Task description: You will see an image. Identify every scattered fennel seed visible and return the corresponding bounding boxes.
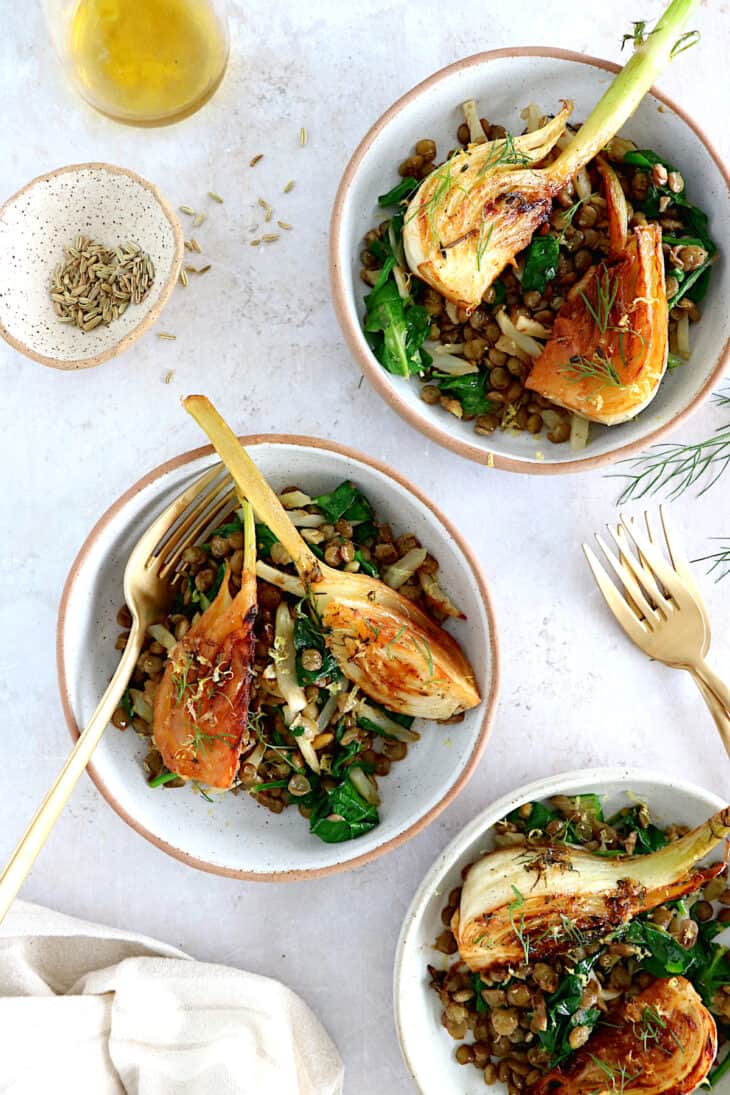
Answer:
[486,453,495,468]
[157,333,176,341]
[262,233,279,243]
[250,239,261,247]
[208,190,224,203]
[189,238,202,254]
[184,240,193,251]
[193,212,206,227]
[184,264,198,273]
[265,209,273,222]
[258,197,272,212]
[283,180,295,193]
[249,153,263,167]
[164,369,175,383]
[277,220,292,230]
[198,264,211,274]
[299,127,307,146]
[179,205,195,215]
[179,269,188,287]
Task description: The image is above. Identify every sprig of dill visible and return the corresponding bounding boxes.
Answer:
[613,387,730,503]
[693,538,730,582]
[580,265,619,335]
[621,19,700,59]
[507,885,530,963]
[560,351,624,388]
[588,1055,643,1095]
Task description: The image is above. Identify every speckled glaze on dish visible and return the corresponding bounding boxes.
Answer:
[0,163,184,369]
[393,768,727,1095]
[330,48,730,473]
[56,436,500,881]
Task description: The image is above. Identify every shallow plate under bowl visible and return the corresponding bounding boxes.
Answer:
[394,766,727,1094]
[330,48,730,472]
[57,436,499,880]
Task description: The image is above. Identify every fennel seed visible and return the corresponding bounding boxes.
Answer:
[277,220,292,230]
[250,239,261,247]
[179,205,195,215]
[189,238,202,254]
[49,236,155,331]
[193,212,206,227]
[265,209,273,222]
[283,180,295,193]
[198,264,211,274]
[184,241,194,251]
[179,269,188,287]
[257,198,272,213]
[164,369,175,383]
[249,153,263,167]
[299,127,307,146]
[157,332,176,341]
[262,233,279,243]
[208,190,223,203]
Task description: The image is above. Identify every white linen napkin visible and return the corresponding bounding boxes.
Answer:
[0,900,344,1095]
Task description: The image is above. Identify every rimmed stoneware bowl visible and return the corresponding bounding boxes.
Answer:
[394,766,726,1094]
[56,436,500,881]
[330,48,730,474]
[0,162,183,370]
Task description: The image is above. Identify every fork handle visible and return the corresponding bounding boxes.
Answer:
[0,625,143,923]
[689,671,730,758]
[690,659,730,719]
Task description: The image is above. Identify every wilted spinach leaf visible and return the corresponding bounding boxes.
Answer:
[378,177,419,207]
[434,372,495,417]
[309,774,379,843]
[521,235,560,293]
[364,279,432,376]
[293,610,341,686]
[313,480,374,525]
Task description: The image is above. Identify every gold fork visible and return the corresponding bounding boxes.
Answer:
[0,461,235,921]
[583,509,730,756]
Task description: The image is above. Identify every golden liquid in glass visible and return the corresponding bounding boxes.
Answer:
[69,0,228,125]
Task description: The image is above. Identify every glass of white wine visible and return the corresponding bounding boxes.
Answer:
[45,0,230,126]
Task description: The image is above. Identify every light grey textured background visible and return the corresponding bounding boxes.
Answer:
[1,2,729,1092]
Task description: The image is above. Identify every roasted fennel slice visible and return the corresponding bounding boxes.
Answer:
[184,395,480,720]
[152,501,257,789]
[402,0,698,310]
[455,805,730,973]
[532,976,716,1095]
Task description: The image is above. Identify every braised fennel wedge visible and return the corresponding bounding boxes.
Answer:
[532,976,716,1095]
[455,805,730,973]
[152,500,257,789]
[402,0,698,310]
[184,396,480,720]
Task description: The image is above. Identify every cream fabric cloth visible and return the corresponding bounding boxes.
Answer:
[0,901,344,1095]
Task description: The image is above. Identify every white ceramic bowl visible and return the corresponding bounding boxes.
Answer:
[394,766,728,1095]
[0,163,183,369]
[330,49,730,474]
[57,436,500,880]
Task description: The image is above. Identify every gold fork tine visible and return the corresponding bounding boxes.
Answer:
[157,481,237,580]
[164,487,239,583]
[618,511,685,598]
[583,543,649,643]
[151,470,228,568]
[606,526,662,624]
[605,525,670,616]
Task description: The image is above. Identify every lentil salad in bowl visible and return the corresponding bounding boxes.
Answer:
[330,41,730,472]
[57,435,499,880]
[394,768,730,1095]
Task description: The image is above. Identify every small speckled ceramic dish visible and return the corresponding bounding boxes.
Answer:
[0,163,183,369]
[56,435,500,880]
[330,49,730,474]
[394,768,727,1095]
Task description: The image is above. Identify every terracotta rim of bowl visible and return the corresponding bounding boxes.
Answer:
[56,434,501,881]
[0,162,184,370]
[329,46,730,474]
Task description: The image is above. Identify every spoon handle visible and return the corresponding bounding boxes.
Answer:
[184,395,320,578]
[0,624,143,922]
